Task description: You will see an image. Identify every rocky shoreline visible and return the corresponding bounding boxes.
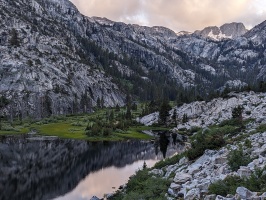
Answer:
[131,92,266,200]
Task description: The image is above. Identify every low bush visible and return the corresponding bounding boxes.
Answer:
[244,139,252,148]
[219,119,241,127]
[190,126,201,134]
[110,169,170,200]
[208,176,244,196]
[209,168,266,195]
[256,124,266,133]
[227,148,252,171]
[187,130,225,160]
[153,153,185,169]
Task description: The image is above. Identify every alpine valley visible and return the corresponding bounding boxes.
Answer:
[2,0,266,200]
[1,0,266,118]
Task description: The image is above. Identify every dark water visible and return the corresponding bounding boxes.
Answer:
[0,133,184,200]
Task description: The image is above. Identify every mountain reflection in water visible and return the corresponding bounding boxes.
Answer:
[0,132,184,200]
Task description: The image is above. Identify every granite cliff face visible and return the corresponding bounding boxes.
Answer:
[0,0,125,119]
[1,0,266,118]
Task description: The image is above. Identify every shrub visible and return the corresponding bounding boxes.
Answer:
[256,124,266,133]
[208,180,229,196]
[227,148,252,171]
[111,169,170,200]
[153,153,184,169]
[86,123,101,137]
[190,126,201,134]
[219,119,241,127]
[187,130,225,160]
[208,176,244,196]
[209,169,266,195]
[244,139,252,148]
[232,105,244,122]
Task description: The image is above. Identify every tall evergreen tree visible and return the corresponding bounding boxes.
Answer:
[9,28,20,47]
[172,108,177,126]
[159,100,171,125]
[232,105,244,122]
[125,106,132,120]
[182,113,188,123]
[96,97,101,108]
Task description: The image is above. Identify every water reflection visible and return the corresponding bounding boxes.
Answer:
[56,160,157,200]
[0,132,184,200]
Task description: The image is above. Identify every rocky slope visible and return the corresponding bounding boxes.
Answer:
[136,92,266,199]
[151,129,266,199]
[138,91,266,128]
[1,0,266,119]
[0,0,125,119]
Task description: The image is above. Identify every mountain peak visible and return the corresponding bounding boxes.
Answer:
[194,22,247,40]
[244,20,266,43]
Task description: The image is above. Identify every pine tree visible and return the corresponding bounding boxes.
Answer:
[100,96,104,108]
[9,28,20,47]
[172,108,177,126]
[0,96,9,130]
[125,93,131,108]
[96,97,101,108]
[125,106,132,120]
[110,110,114,121]
[232,105,244,122]
[159,100,171,125]
[182,113,188,123]
[143,161,147,169]
[115,104,120,112]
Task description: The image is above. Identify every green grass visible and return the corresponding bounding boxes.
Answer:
[113,126,169,140]
[0,105,167,141]
[33,122,87,140]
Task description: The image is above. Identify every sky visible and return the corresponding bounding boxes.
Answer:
[70,0,266,32]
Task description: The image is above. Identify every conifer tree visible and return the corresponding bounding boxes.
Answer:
[172,108,177,126]
[182,113,188,123]
[159,100,171,125]
[232,105,244,122]
[125,106,132,120]
[96,97,101,108]
[9,28,20,47]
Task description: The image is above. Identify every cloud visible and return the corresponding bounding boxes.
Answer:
[70,0,266,32]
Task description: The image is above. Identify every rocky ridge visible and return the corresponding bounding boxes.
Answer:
[194,22,248,40]
[140,92,266,199]
[138,91,266,128]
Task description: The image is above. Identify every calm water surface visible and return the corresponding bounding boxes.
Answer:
[0,133,184,200]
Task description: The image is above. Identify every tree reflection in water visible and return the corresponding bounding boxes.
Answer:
[0,133,182,200]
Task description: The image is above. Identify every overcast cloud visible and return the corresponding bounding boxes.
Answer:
[70,0,266,32]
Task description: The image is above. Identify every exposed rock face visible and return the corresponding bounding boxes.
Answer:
[138,92,266,128]
[0,0,125,119]
[194,22,247,40]
[158,129,266,200]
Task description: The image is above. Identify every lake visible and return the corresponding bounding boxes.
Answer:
[0,133,184,200]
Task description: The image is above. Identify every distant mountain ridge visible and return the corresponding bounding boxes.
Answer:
[193,22,248,40]
[1,0,266,119]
